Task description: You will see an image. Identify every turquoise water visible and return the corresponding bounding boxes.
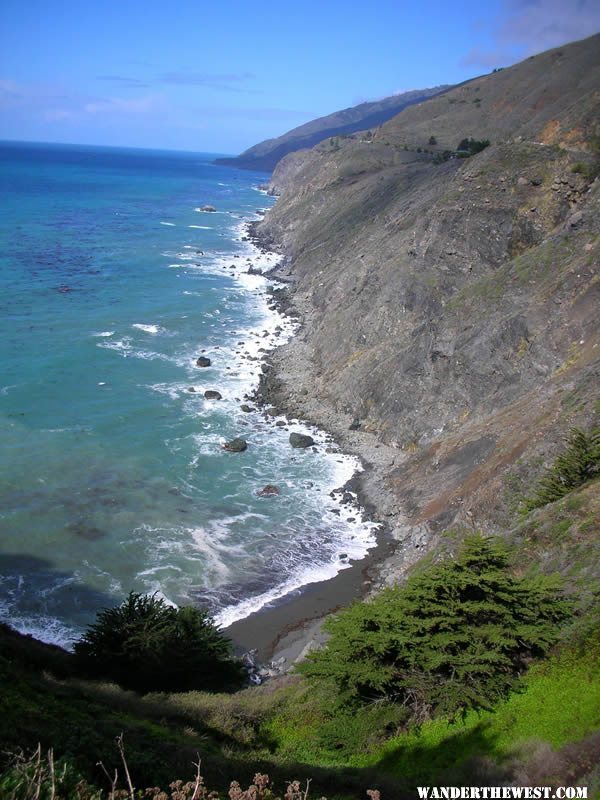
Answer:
[0,141,377,647]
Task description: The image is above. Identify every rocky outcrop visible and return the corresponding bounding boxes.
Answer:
[255,35,600,574]
[289,433,315,449]
[257,485,281,497]
[223,438,248,453]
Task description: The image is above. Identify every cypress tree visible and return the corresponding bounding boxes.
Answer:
[522,426,600,512]
[299,535,570,720]
[74,592,244,693]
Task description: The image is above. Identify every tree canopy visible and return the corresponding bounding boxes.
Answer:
[74,592,244,694]
[299,535,570,721]
[522,426,600,513]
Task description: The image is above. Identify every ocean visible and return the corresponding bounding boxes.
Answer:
[0,141,377,648]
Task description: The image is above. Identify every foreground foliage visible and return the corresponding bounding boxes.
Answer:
[0,743,369,800]
[299,535,570,719]
[74,593,244,694]
[522,426,600,513]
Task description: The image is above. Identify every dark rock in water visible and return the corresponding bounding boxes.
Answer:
[289,432,315,448]
[200,204,216,212]
[69,523,105,541]
[196,356,211,367]
[339,553,348,560]
[188,387,196,393]
[204,390,222,400]
[275,420,286,427]
[240,404,255,412]
[257,484,280,497]
[223,437,247,452]
[247,266,263,275]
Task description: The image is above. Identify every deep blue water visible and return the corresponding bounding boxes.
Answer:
[0,141,376,647]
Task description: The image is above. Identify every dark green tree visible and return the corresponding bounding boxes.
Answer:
[429,135,437,145]
[299,535,569,720]
[74,592,244,694]
[456,137,490,156]
[522,426,600,512]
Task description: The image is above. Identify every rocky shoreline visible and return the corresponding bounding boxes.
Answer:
[223,221,431,673]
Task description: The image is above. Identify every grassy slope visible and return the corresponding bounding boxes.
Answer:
[263,639,600,783]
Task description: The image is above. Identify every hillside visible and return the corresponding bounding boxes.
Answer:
[255,33,600,574]
[214,85,449,172]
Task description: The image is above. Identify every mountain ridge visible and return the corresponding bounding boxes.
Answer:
[215,85,451,172]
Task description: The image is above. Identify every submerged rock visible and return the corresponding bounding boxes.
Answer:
[204,390,222,400]
[240,404,255,412]
[196,356,211,367]
[257,484,280,497]
[289,432,315,449]
[223,437,248,452]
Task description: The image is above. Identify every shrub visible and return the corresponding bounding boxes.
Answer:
[299,535,570,721]
[0,746,101,800]
[522,427,600,513]
[74,593,244,694]
[456,138,490,157]
[433,150,452,165]
[571,160,600,181]
[429,136,437,146]
[0,744,350,800]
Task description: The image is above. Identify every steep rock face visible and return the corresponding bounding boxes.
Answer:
[256,35,600,543]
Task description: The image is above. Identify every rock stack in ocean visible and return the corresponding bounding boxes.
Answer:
[257,485,280,496]
[223,438,247,453]
[289,432,315,449]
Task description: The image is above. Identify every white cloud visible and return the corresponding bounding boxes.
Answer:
[462,0,600,69]
[501,0,600,52]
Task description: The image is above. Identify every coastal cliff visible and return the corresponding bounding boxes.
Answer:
[255,34,600,580]
[215,86,449,172]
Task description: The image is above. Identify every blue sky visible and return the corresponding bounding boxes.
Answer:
[1,0,598,154]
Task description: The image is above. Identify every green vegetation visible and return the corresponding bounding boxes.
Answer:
[433,150,452,164]
[299,536,570,720]
[74,592,244,694]
[456,137,490,157]
[522,427,600,513]
[1,515,597,797]
[362,637,600,783]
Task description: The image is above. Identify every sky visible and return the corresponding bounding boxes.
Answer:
[1,0,599,155]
